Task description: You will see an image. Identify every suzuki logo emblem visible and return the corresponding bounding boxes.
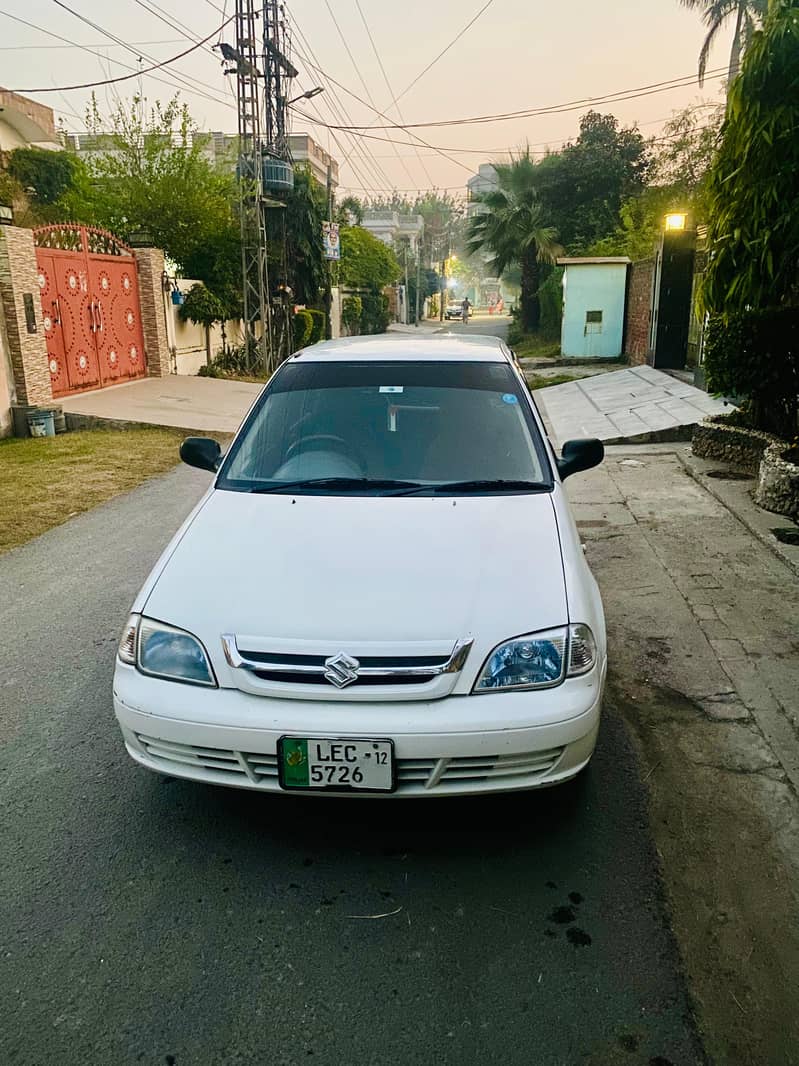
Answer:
[324,652,361,688]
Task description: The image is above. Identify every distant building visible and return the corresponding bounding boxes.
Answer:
[466,163,498,217]
[362,210,424,253]
[65,127,339,191]
[203,131,339,190]
[0,89,61,153]
[288,133,339,190]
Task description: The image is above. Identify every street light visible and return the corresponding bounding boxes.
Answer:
[664,212,688,232]
[287,87,325,106]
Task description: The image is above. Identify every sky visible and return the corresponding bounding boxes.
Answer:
[0,0,731,197]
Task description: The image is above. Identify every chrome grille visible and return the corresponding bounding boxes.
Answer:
[221,634,472,694]
[134,736,564,793]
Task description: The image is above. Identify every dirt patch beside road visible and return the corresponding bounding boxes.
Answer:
[607,674,799,1066]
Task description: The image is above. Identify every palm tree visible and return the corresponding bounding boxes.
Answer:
[680,0,767,85]
[467,152,561,332]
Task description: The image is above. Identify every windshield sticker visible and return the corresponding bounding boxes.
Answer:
[502,393,519,405]
[380,386,404,394]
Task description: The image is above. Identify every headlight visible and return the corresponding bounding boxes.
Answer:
[473,625,596,692]
[117,614,217,687]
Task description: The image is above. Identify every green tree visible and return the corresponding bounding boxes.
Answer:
[183,223,242,320]
[178,284,227,365]
[699,0,799,436]
[61,94,237,275]
[535,111,650,251]
[467,151,561,331]
[339,225,401,290]
[587,105,723,260]
[7,147,81,208]
[342,294,362,334]
[679,0,767,85]
[269,165,327,307]
[336,195,364,225]
[700,0,799,315]
[651,106,724,191]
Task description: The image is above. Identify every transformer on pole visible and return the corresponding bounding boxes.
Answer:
[225,0,297,373]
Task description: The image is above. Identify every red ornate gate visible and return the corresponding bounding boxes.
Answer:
[34,225,147,398]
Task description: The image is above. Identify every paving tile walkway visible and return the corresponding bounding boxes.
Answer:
[60,375,263,434]
[535,365,729,446]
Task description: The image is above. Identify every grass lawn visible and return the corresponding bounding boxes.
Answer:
[526,373,579,390]
[511,334,561,360]
[0,427,191,554]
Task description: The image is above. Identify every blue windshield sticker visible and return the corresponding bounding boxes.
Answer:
[502,393,518,405]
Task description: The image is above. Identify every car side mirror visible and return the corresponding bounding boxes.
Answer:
[557,438,604,480]
[180,436,222,473]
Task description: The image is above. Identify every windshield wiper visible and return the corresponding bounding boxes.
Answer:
[392,479,550,496]
[249,477,425,494]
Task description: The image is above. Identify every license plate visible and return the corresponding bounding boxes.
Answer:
[278,737,395,793]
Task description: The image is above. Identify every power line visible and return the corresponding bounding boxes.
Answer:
[291,70,390,194]
[48,0,234,108]
[297,101,722,160]
[290,57,474,175]
[6,8,235,95]
[320,0,416,187]
[289,20,397,193]
[0,38,182,49]
[352,0,434,188]
[289,13,414,193]
[130,0,218,61]
[333,122,721,196]
[0,8,231,108]
[128,0,237,106]
[389,0,496,110]
[289,19,391,189]
[309,68,727,131]
[319,0,496,186]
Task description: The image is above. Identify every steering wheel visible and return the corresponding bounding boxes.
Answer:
[285,434,364,469]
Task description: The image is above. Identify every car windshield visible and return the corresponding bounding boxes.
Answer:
[218,359,551,494]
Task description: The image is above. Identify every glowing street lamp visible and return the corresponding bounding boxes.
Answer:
[664,212,688,232]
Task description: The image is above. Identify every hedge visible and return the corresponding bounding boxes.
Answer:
[308,308,326,344]
[294,309,313,349]
[703,308,799,440]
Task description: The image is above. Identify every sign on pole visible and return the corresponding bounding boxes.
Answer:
[322,220,340,261]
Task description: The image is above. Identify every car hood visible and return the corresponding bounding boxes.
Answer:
[144,489,567,664]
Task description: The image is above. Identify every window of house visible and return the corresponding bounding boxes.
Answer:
[585,310,603,334]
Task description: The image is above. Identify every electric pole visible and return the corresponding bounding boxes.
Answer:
[324,161,333,339]
[226,0,297,374]
[404,243,410,326]
[229,0,270,371]
[419,241,426,324]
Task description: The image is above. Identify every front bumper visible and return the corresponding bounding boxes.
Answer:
[113,663,605,798]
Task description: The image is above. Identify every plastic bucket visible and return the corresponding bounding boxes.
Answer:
[27,411,56,438]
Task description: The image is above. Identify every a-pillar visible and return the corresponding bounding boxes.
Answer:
[0,225,53,406]
[133,246,171,377]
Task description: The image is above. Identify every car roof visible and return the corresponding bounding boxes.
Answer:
[293,333,512,363]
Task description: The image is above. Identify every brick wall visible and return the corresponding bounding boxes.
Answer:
[624,257,655,366]
[133,247,170,378]
[0,296,15,436]
[0,226,53,406]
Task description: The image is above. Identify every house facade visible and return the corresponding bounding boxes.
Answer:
[0,90,61,154]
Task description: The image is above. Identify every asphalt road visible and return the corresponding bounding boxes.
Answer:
[1,339,702,1066]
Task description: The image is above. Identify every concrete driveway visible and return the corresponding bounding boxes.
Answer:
[536,365,730,447]
[60,375,263,434]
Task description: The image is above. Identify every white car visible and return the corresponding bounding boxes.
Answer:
[113,335,606,797]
